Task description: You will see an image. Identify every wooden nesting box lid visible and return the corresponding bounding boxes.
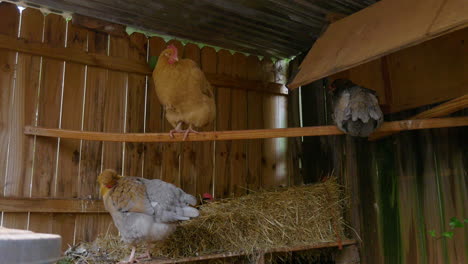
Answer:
[288,0,468,89]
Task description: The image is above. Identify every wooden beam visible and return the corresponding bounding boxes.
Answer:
[72,14,127,37]
[24,117,468,142]
[369,94,468,140]
[0,197,105,213]
[0,34,287,95]
[148,240,357,264]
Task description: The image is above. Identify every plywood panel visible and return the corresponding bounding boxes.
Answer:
[196,46,216,197]
[0,2,18,197]
[230,53,248,196]
[56,23,87,199]
[289,0,465,88]
[214,50,233,198]
[31,14,66,198]
[124,33,147,177]
[159,40,183,187]
[102,36,128,173]
[179,43,200,196]
[387,27,468,112]
[144,36,165,180]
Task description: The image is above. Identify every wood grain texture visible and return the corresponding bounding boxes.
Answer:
[230,53,248,196]
[289,0,467,88]
[0,2,19,197]
[78,31,107,199]
[124,33,147,177]
[101,35,128,174]
[0,33,286,95]
[196,46,217,197]
[387,27,468,113]
[246,56,264,192]
[0,197,105,213]
[159,40,183,187]
[24,117,468,143]
[31,13,66,198]
[214,50,233,198]
[56,22,87,199]
[2,7,43,231]
[144,36,165,180]
[370,93,468,140]
[179,43,200,196]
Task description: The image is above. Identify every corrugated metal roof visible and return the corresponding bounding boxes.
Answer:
[14,0,376,58]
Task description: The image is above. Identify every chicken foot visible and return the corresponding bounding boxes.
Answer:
[182,124,199,141]
[169,122,199,140]
[136,245,152,261]
[118,246,139,263]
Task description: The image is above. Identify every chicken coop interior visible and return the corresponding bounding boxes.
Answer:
[0,0,467,263]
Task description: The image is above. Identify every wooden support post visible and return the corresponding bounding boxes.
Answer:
[23,116,468,143]
[369,94,468,140]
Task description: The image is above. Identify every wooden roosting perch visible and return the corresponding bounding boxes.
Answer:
[24,116,468,142]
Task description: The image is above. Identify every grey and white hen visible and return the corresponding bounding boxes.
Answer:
[330,79,384,137]
[98,169,199,263]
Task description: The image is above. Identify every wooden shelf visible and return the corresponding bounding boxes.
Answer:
[24,116,468,142]
[148,240,357,264]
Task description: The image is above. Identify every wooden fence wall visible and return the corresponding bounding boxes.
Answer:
[0,3,297,249]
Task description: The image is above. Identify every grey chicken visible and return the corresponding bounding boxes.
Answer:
[329,79,383,137]
[97,169,199,263]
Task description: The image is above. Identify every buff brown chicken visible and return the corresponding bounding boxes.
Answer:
[152,44,216,140]
[97,169,199,263]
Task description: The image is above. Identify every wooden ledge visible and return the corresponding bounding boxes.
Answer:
[0,197,105,213]
[24,116,468,142]
[148,240,357,264]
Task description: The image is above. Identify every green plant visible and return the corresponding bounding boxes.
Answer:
[428,217,467,239]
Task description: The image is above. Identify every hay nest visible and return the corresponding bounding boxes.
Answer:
[62,179,347,263]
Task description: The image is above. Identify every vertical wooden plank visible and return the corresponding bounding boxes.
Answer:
[261,58,277,188]
[102,35,128,173]
[52,213,76,251]
[29,13,66,236]
[197,46,217,197]
[31,13,66,198]
[159,40,183,187]
[246,56,264,192]
[79,31,107,199]
[230,53,248,196]
[124,33,147,177]
[179,43,200,195]
[419,131,446,264]
[74,213,117,244]
[75,31,108,244]
[432,128,467,264]
[56,22,87,199]
[214,50,232,198]
[396,132,430,264]
[3,7,43,230]
[1,213,28,230]
[0,2,19,197]
[144,36,165,180]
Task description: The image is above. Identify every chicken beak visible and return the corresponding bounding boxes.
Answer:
[174,57,179,62]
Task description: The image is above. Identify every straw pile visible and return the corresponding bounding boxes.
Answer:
[62,178,347,263]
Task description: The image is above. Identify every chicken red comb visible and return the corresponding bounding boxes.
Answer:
[167,44,177,51]
[202,193,213,200]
